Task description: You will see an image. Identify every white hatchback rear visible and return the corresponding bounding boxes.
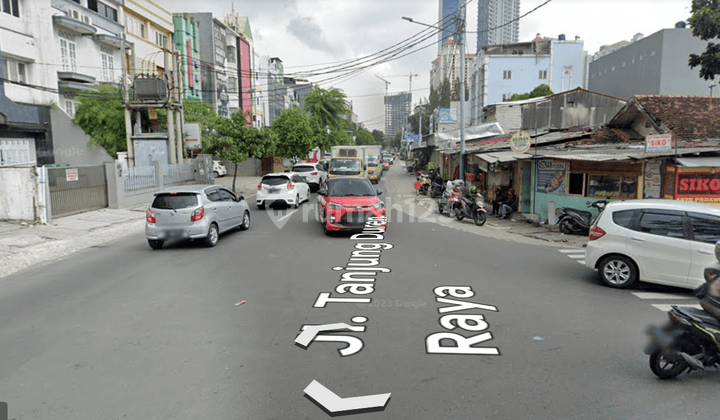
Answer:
[256,173,310,209]
[586,199,720,289]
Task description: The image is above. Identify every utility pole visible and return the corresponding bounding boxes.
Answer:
[121,32,134,168]
[175,49,184,163]
[164,42,176,165]
[458,2,466,182]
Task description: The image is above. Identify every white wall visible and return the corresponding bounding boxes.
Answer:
[0,167,38,221]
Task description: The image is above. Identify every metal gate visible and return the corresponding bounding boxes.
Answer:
[48,165,108,217]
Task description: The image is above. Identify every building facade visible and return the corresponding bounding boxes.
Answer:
[172,14,202,102]
[476,0,520,52]
[123,0,173,77]
[438,0,460,54]
[588,27,714,99]
[430,36,475,93]
[469,37,586,125]
[384,92,411,140]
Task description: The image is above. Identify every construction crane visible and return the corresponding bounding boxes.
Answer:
[375,74,391,97]
[379,73,419,106]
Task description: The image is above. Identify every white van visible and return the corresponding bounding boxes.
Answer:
[213,160,227,178]
[586,199,720,289]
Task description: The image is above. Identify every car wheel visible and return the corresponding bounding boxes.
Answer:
[257,203,265,210]
[598,255,638,288]
[213,171,219,178]
[294,195,299,209]
[148,239,163,249]
[204,223,219,247]
[239,211,250,231]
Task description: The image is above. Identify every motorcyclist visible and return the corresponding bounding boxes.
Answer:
[699,274,720,320]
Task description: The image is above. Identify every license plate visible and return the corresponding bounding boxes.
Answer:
[268,187,280,193]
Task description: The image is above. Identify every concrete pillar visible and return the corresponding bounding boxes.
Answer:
[547,201,557,225]
[167,109,177,164]
[154,160,164,190]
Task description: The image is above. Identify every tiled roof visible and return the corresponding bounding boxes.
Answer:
[633,95,720,141]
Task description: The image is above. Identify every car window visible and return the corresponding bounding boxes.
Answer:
[292,175,306,183]
[292,166,314,173]
[329,159,361,175]
[327,179,376,197]
[612,209,637,228]
[218,189,236,202]
[688,212,720,244]
[638,212,685,238]
[262,175,290,185]
[206,190,222,202]
[152,193,198,210]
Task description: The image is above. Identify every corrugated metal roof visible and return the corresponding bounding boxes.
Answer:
[676,157,720,167]
[476,151,533,163]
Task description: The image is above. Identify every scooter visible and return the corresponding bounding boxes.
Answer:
[438,180,463,215]
[447,187,488,226]
[644,257,720,379]
[557,200,608,235]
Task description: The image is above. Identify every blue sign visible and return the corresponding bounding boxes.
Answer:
[438,108,457,123]
[403,133,420,142]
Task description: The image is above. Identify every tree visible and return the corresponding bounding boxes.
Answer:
[271,106,314,159]
[304,87,352,151]
[371,130,385,146]
[429,77,453,111]
[73,85,126,158]
[407,100,432,139]
[688,0,720,80]
[183,99,219,132]
[203,111,276,192]
[505,84,553,102]
[352,128,376,145]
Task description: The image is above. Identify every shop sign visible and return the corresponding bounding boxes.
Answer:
[510,131,531,154]
[536,160,566,195]
[678,174,720,196]
[646,134,672,153]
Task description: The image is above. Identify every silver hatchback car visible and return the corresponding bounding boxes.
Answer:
[145,185,251,249]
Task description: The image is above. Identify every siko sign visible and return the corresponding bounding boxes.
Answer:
[678,175,720,196]
[646,134,672,152]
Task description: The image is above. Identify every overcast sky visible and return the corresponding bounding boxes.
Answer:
[163,0,693,132]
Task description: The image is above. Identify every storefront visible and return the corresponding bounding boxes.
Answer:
[665,158,720,205]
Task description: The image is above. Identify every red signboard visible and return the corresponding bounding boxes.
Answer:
[678,175,720,196]
[186,41,193,88]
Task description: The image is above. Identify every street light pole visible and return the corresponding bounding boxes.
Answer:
[458,3,466,182]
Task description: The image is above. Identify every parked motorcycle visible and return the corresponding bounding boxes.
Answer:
[414,172,431,195]
[447,186,488,226]
[438,180,464,215]
[557,200,608,235]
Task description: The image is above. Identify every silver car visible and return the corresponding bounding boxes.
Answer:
[145,185,251,249]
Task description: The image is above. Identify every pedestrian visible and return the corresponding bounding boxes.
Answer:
[492,188,506,215]
[498,188,517,219]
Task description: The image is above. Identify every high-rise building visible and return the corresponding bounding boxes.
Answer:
[476,0,520,52]
[384,93,411,140]
[438,0,460,54]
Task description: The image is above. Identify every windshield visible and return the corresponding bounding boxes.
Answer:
[262,175,290,186]
[367,157,379,166]
[329,158,361,175]
[327,179,376,197]
[151,193,198,210]
[292,166,314,173]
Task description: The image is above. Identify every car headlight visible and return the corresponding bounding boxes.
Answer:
[328,202,343,210]
[374,201,385,209]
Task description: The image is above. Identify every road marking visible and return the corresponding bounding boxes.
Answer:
[567,254,585,259]
[294,323,352,348]
[559,249,585,253]
[304,380,391,414]
[651,304,703,312]
[577,260,586,264]
[277,210,298,222]
[631,292,695,300]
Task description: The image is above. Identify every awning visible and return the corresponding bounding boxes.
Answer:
[475,151,533,164]
[675,157,720,168]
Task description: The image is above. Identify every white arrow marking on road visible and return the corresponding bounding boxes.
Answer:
[304,380,391,414]
[294,323,352,347]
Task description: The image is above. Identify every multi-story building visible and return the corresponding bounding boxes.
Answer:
[588,26,713,99]
[123,0,173,77]
[172,14,202,102]
[438,0,459,54]
[469,36,586,125]
[430,35,475,93]
[476,0,520,52]
[384,92,411,140]
[224,12,254,126]
[267,57,285,125]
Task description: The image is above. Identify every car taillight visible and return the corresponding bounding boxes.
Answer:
[311,172,318,175]
[668,312,679,324]
[287,182,294,190]
[146,209,156,223]
[191,206,204,222]
[589,226,606,241]
[257,183,262,190]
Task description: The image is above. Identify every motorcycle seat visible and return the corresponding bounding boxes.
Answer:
[677,307,720,327]
[568,209,593,219]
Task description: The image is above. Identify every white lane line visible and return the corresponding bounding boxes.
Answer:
[567,254,585,259]
[559,249,584,253]
[631,292,695,300]
[577,260,586,264]
[277,210,298,222]
[652,303,702,312]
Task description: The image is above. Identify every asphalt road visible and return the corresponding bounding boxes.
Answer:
[0,164,715,420]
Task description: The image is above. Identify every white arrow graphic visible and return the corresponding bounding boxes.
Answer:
[304,380,391,414]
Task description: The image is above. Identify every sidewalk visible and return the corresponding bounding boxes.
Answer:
[393,162,588,248]
[0,176,262,280]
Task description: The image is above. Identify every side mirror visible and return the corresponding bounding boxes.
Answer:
[376,189,384,196]
[364,165,367,171]
[318,189,327,196]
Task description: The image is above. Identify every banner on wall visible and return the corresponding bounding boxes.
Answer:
[644,160,663,198]
[536,160,567,195]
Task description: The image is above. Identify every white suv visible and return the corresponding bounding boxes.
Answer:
[586,199,720,289]
[291,163,327,191]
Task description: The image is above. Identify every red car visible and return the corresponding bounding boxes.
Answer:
[317,177,387,234]
[382,161,390,171]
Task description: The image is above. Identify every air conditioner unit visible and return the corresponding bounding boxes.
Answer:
[67,9,80,20]
[81,14,92,25]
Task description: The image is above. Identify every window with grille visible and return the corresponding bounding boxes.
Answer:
[101,53,114,82]
[60,37,77,72]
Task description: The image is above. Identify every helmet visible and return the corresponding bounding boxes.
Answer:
[468,186,477,195]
